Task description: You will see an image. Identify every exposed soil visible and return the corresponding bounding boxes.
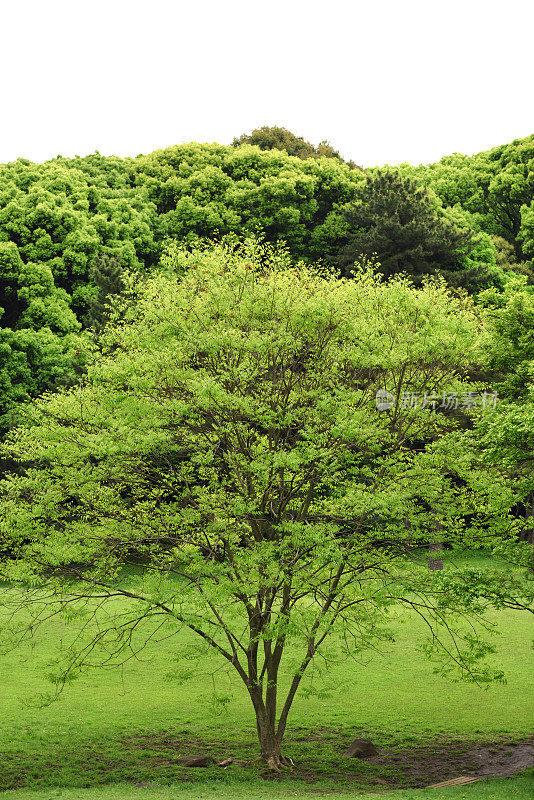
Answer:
[345,736,534,788]
[119,731,534,788]
[3,731,531,792]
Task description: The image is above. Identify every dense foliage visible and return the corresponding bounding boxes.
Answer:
[0,145,362,431]
[0,132,532,436]
[232,125,360,168]
[1,128,533,768]
[468,279,534,545]
[404,135,534,281]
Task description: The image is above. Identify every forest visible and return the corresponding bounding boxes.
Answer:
[0,129,533,434]
[0,128,533,799]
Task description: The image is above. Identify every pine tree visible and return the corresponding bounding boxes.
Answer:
[87,255,126,332]
[337,170,485,289]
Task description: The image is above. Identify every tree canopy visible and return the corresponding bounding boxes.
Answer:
[0,145,362,433]
[405,134,534,280]
[232,125,360,169]
[0,134,532,434]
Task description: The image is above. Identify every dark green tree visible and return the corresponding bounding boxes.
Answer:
[86,254,126,332]
[337,170,494,290]
[232,125,360,168]
[480,136,534,262]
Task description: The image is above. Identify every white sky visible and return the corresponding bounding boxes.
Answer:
[2,0,533,168]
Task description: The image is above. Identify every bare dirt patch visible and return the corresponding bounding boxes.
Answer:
[3,730,532,792]
[354,736,534,788]
[118,730,534,788]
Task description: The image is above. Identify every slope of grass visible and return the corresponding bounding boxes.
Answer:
[1,604,532,750]
[0,552,532,793]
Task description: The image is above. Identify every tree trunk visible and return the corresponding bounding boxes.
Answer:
[429,541,443,570]
[523,494,534,574]
[258,721,284,770]
[248,684,286,770]
[429,519,443,571]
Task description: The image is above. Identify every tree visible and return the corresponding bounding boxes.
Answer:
[134,142,362,259]
[491,235,533,283]
[407,134,534,268]
[482,136,534,262]
[470,280,534,547]
[0,243,529,770]
[0,158,158,433]
[232,125,360,169]
[337,170,495,291]
[519,200,534,276]
[0,326,86,433]
[473,400,534,547]
[477,277,534,402]
[0,239,85,435]
[86,254,127,332]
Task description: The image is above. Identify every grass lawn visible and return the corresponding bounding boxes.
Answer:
[0,553,533,795]
[0,774,533,800]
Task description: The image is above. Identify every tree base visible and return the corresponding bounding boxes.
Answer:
[264,753,293,772]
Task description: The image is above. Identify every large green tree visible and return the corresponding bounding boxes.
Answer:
[1,243,528,769]
[336,170,497,290]
[132,142,362,258]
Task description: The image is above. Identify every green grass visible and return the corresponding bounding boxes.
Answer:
[2,605,532,749]
[0,774,533,800]
[0,553,533,794]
